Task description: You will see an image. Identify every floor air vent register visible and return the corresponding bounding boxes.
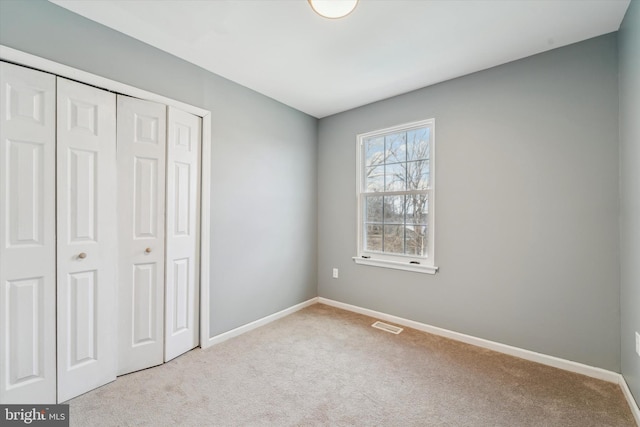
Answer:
[371,321,403,334]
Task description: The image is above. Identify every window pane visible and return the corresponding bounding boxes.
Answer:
[365,136,384,167]
[384,162,406,191]
[365,196,383,223]
[383,195,405,224]
[365,165,384,192]
[406,160,429,190]
[406,194,428,224]
[365,224,383,252]
[407,128,430,161]
[385,132,406,164]
[359,120,434,262]
[405,225,427,256]
[384,225,405,254]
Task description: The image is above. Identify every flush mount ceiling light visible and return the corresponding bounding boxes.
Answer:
[308,0,359,19]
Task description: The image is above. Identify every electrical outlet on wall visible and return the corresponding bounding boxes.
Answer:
[636,332,640,357]
[332,268,339,279]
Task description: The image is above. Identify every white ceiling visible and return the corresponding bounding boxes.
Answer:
[50,0,630,118]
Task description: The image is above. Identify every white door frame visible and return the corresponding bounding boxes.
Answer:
[0,45,213,349]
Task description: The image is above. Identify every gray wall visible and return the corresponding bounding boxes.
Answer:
[0,0,318,337]
[619,0,640,403]
[318,34,621,371]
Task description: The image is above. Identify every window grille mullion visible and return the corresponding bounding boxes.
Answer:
[381,194,385,252]
[362,190,428,197]
[403,194,407,255]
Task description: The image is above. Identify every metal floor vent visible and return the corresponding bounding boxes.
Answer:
[371,321,403,334]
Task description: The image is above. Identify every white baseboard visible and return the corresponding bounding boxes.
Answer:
[202,297,319,348]
[318,297,640,423]
[318,297,620,381]
[619,374,640,426]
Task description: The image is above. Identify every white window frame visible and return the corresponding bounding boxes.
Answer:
[353,119,438,274]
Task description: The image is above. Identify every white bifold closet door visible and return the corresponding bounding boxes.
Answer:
[56,77,117,403]
[0,61,203,404]
[0,62,57,404]
[117,96,166,375]
[164,106,201,362]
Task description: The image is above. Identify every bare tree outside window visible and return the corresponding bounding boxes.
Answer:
[363,126,430,257]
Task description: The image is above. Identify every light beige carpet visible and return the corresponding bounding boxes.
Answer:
[69,304,637,426]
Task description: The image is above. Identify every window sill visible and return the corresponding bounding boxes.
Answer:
[352,257,438,274]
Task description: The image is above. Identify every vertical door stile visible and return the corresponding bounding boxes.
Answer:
[164,106,201,362]
[117,95,167,376]
[56,77,117,403]
[0,62,57,404]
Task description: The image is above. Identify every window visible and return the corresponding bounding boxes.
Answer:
[354,119,437,274]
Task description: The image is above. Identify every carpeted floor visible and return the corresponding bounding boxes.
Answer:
[68,303,637,426]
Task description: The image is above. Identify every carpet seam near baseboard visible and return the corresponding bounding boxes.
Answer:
[203,297,319,348]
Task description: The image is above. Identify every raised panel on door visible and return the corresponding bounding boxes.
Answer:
[56,77,117,403]
[0,62,56,404]
[117,95,166,376]
[165,106,201,362]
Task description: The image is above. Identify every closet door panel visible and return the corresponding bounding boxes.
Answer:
[56,77,117,403]
[117,95,166,375]
[165,107,200,362]
[0,62,56,404]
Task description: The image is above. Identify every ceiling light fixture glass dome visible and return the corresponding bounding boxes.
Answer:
[308,0,359,19]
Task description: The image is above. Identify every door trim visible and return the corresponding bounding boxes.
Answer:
[0,44,213,349]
